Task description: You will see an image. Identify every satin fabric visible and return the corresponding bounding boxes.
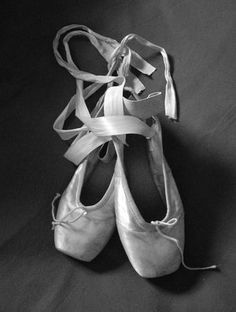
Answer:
[53,159,115,261]
[52,25,168,262]
[51,25,190,276]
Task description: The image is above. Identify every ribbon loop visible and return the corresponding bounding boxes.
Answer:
[52,25,178,166]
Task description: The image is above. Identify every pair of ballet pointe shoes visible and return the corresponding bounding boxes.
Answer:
[51,25,217,278]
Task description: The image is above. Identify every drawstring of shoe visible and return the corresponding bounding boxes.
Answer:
[151,219,218,271]
[51,193,87,230]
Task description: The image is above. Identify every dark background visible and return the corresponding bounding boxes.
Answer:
[0,1,236,311]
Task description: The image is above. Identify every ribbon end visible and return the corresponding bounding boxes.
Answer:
[165,82,178,120]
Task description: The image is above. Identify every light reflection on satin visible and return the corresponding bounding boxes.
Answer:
[51,25,217,277]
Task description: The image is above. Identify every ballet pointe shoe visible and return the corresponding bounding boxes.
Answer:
[114,118,217,278]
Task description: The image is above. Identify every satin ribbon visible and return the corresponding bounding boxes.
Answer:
[53,24,177,118]
[114,33,177,120]
[53,24,156,94]
[52,25,177,166]
[63,79,156,165]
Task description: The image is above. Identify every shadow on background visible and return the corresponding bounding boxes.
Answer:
[148,122,233,293]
